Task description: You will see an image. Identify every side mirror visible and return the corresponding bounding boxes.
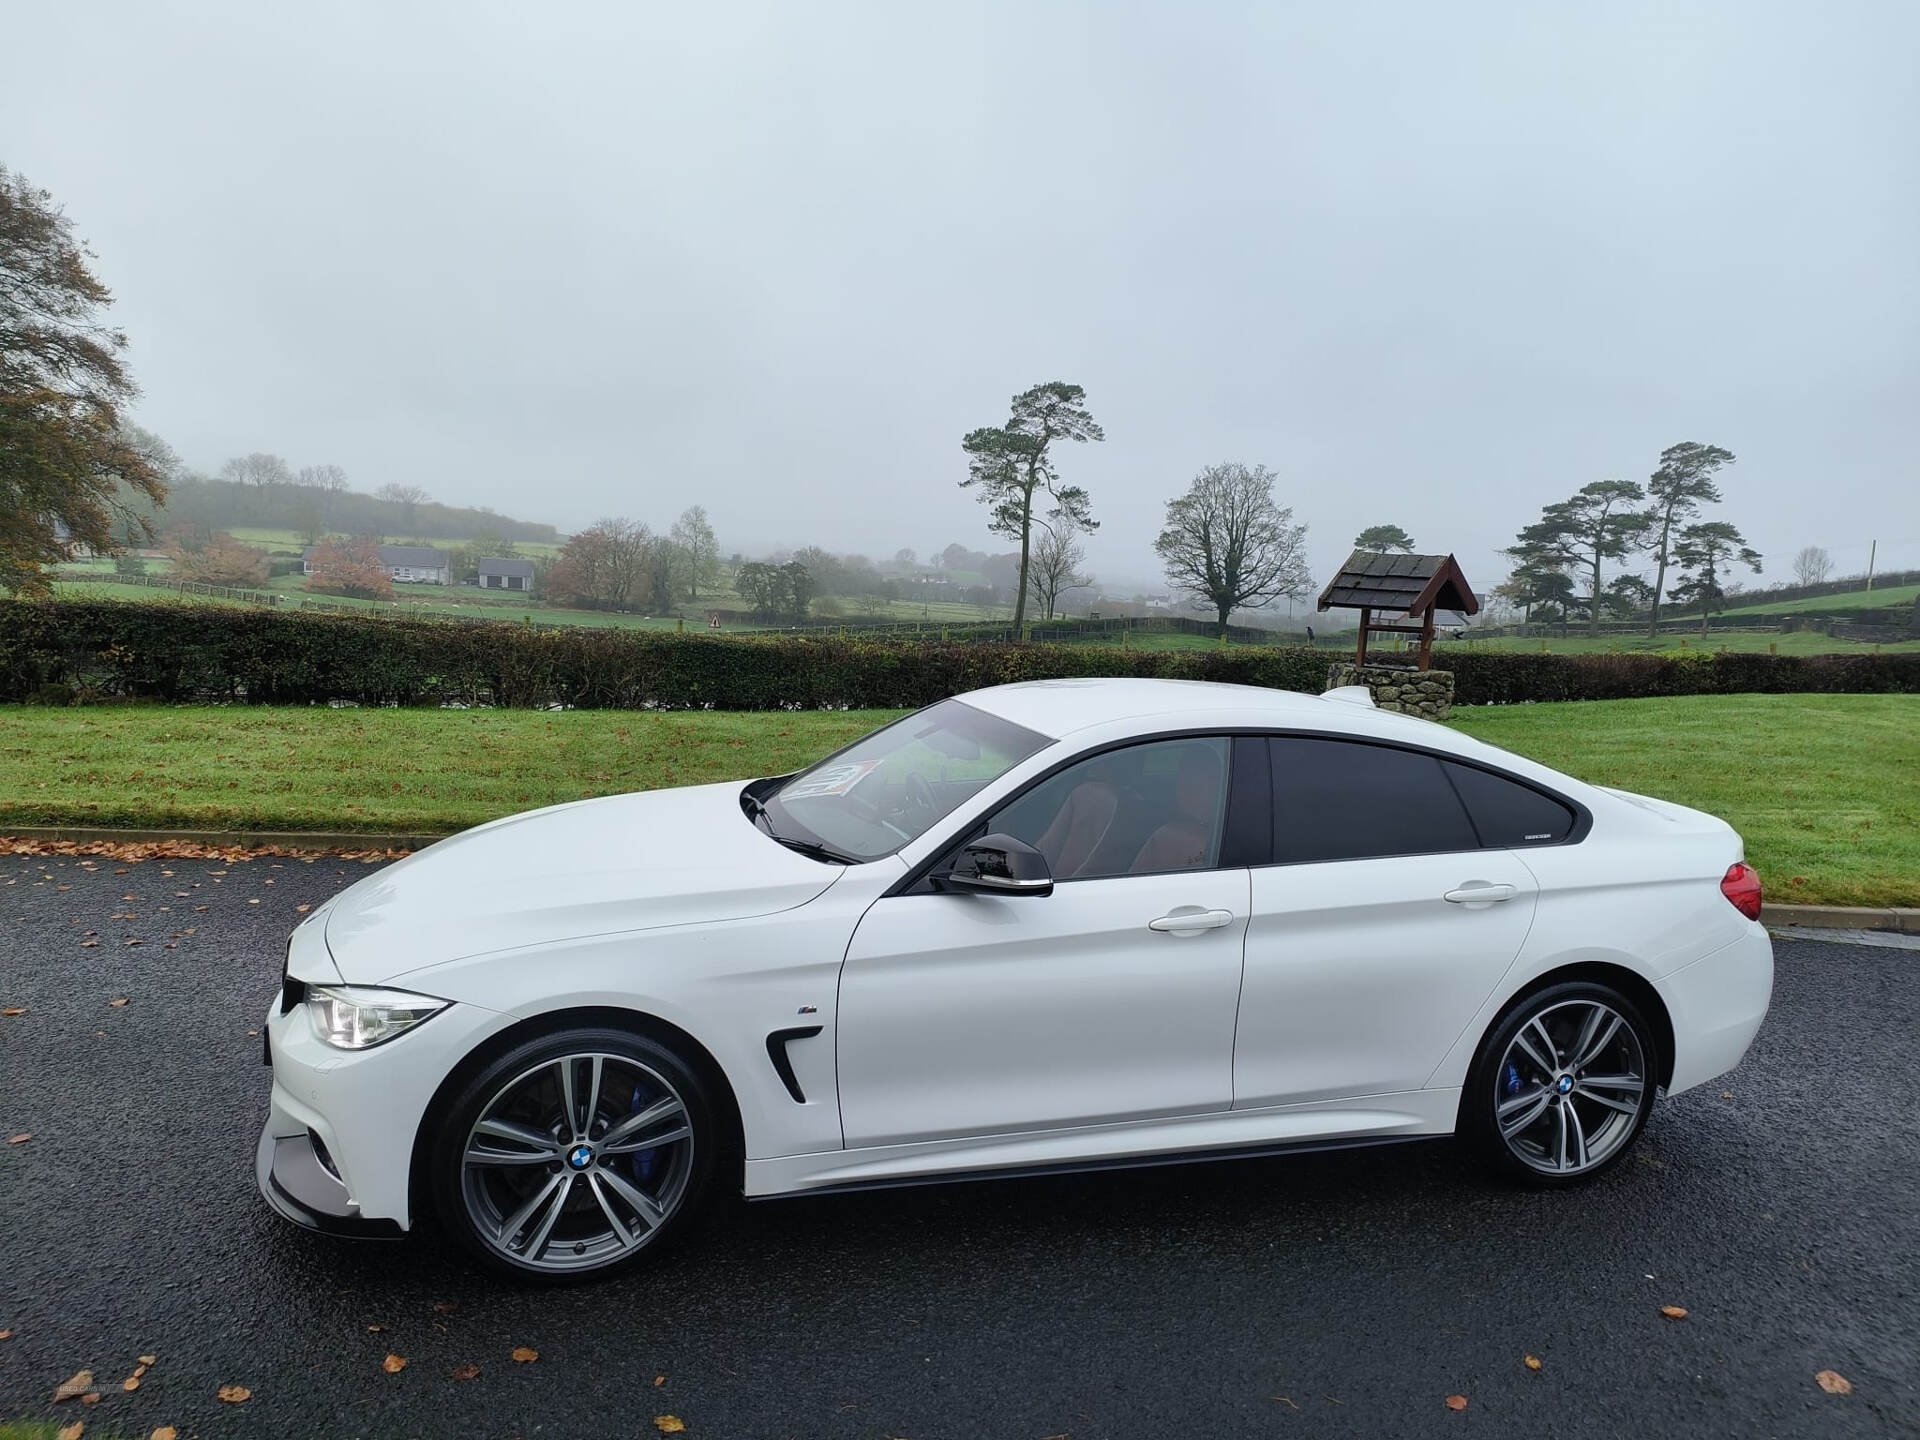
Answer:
[940,833,1053,897]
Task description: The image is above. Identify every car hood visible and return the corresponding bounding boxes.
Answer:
[323,782,841,983]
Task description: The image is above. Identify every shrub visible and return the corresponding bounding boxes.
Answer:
[1,599,1916,710]
[305,536,394,600]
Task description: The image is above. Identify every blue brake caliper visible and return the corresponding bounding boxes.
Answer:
[1503,1061,1524,1096]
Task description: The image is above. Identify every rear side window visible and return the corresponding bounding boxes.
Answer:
[1443,761,1576,847]
[1269,737,1478,863]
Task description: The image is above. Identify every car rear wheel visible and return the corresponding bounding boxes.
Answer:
[431,1027,717,1281]
[1464,981,1658,1186]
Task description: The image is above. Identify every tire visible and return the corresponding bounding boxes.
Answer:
[1462,980,1659,1188]
[430,1026,718,1282]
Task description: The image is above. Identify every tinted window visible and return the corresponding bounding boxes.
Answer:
[1269,737,1477,863]
[1444,761,1576,847]
[990,737,1231,880]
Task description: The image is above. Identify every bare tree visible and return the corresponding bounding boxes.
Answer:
[296,463,350,492]
[669,504,720,599]
[220,452,293,488]
[1026,518,1092,620]
[1791,545,1832,588]
[1154,463,1311,636]
[375,482,430,531]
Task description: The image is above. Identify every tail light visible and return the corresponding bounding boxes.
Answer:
[1720,862,1763,920]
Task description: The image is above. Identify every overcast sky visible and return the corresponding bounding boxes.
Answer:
[6,1,1916,596]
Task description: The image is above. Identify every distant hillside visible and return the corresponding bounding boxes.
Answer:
[135,475,559,545]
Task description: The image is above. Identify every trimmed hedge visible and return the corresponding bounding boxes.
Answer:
[3,600,1917,710]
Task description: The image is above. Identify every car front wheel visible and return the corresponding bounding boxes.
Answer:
[1464,981,1658,1186]
[431,1026,717,1281]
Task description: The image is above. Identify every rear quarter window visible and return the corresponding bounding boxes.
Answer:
[1443,761,1577,847]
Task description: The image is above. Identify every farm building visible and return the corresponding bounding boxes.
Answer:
[476,556,535,591]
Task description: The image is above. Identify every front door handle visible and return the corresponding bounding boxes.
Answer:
[1443,883,1518,906]
[1148,907,1235,934]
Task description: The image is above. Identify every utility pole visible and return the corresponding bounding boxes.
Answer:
[1864,540,1876,591]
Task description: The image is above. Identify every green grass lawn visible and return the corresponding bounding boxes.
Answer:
[1452,695,1916,908]
[1,694,1912,906]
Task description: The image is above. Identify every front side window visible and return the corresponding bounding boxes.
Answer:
[766,700,1049,861]
[987,736,1232,881]
[1270,736,1478,863]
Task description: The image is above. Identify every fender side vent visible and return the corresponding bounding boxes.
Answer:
[766,1025,824,1103]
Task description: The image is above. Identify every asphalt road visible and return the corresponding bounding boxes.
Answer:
[1,851,1915,1440]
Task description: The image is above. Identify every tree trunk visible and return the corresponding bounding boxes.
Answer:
[1011,485,1032,634]
[1648,512,1671,638]
[1590,552,1603,636]
[1216,600,1231,639]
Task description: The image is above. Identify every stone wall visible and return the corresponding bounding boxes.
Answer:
[1326,664,1455,720]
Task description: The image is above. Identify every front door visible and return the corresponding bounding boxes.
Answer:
[837,735,1250,1149]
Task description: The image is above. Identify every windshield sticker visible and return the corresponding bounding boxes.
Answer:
[784,760,884,800]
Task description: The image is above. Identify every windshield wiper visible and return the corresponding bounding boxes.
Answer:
[770,834,856,865]
[742,784,854,864]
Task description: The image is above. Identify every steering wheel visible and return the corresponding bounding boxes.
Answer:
[903,771,937,820]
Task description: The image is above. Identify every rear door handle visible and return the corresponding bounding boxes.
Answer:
[1148,907,1235,934]
[1443,883,1518,906]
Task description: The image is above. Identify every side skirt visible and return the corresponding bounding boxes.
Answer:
[743,1088,1461,1198]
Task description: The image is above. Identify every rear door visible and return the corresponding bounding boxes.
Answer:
[1234,735,1558,1108]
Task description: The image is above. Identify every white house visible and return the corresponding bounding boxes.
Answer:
[302,544,450,585]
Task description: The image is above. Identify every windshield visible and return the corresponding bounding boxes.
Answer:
[761,699,1050,862]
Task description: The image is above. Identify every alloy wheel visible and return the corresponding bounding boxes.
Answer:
[460,1052,695,1273]
[1494,998,1648,1177]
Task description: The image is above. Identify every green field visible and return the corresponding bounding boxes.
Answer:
[1436,629,1920,656]
[0,694,1911,907]
[1717,581,1920,619]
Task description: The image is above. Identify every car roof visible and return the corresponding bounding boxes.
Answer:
[959,677,1356,739]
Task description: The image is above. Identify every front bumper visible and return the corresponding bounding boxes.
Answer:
[255,1122,402,1237]
[256,989,510,1233]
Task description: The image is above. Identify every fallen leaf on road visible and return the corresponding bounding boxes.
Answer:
[54,1370,94,1401]
[123,938,143,947]
[138,1354,157,1365]
[511,1347,538,1363]
[123,1376,140,1392]
[1444,1395,1468,1412]
[80,1393,101,1406]
[152,1429,177,1440]
[1524,1354,1542,1371]
[133,1364,147,1379]
[296,904,311,913]
[8,1134,31,1145]
[654,1418,687,1433]
[450,1363,481,1381]
[0,1329,12,1340]
[1815,1370,1853,1395]
[383,1354,407,1374]
[1660,1305,1689,1320]
[56,1423,82,1440]
[2,1007,25,1016]
[109,998,129,1008]
[654,1374,666,1387]
[81,940,99,948]
[217,1384,252,1402]
[433,1302,457,1313]
[367,1324,387,1332]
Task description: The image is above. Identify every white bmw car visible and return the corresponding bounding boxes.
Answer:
[258,678,1773,1281]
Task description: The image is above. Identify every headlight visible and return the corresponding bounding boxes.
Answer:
[306,985,448,1050]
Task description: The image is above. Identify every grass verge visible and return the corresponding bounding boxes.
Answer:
[0,695,1912,907]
